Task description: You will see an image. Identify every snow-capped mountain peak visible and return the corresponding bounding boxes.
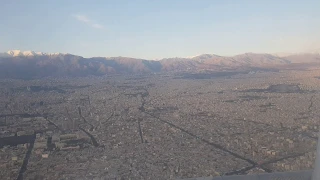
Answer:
[3,50,65,57]
[6,50,23,56]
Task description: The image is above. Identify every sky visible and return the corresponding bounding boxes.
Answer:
[0,0,319,59]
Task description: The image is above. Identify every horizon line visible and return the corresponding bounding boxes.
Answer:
[1,49,320,60]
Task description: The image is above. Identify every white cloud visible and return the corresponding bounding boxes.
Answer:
[92,23,104,29]
[73,15,90,23]
[72,14,105,30]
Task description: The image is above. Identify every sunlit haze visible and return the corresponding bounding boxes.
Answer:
[0,0,319,59]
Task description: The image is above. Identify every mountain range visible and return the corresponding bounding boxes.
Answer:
[0,50,319,79]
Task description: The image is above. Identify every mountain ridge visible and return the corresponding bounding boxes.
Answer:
[2,49,320,61]
[0,50,319,79]
[2,50,67,57]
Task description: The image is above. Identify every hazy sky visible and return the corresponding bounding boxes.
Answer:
[0,0,319,59]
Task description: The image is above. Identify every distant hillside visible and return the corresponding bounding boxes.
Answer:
[283,53,320,63]
[0,50,319,79]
